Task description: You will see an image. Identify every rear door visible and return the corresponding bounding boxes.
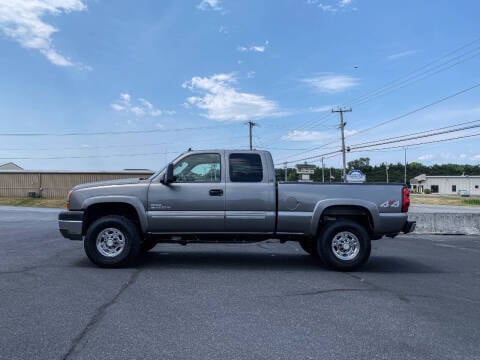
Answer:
[224,152,276,234]
[147,151,225,233]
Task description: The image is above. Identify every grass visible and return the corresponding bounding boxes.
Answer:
[0,197,65,208]
[410,194,480,206]
[463,198,480,206]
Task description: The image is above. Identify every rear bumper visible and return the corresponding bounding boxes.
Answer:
[58,210,84,240]
[403,220,416,234]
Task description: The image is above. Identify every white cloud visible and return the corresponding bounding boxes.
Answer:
[303,74,358,93]
[0,0,86,66]
[307,0,355,13]
[237,40,269,53]
[309,105,332,113]
[218,25,228,35]
[387,50,417,61]
[282,128,357,142]
[339,0,351,6]
[281,130,332,142]
[418,154,435,161]
[183,73,282,121]
[197,0,222,11]
[111,93,175,117]
[344,129,358,137]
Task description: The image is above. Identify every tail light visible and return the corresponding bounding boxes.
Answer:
[402,187,410,212]
[66,190,73,210]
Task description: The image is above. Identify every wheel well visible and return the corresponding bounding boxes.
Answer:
[319,205,373,234]
[83,203,141,235]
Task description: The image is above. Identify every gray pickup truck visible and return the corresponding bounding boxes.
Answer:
[59,149,415,271]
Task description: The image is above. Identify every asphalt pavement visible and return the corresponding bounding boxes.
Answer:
[1,206,480,360]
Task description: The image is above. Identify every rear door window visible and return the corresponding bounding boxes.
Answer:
[229,153,263,182]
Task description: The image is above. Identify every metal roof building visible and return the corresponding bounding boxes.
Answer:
[411,174,480,196]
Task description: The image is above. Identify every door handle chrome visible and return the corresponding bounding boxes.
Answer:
[209,189,224,196]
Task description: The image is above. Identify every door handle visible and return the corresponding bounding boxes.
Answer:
[209,189,224,196]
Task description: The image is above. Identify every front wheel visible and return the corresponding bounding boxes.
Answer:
[317,220,371,271]
[299,240,319,258]
[84,215,141,267]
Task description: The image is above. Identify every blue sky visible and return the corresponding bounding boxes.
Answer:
[1,0,480,171]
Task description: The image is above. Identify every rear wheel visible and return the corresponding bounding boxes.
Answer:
[317,220,371,271]
[84,215,141,267]
[141,239,157,253]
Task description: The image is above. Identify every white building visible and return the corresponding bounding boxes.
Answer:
[411,174,480,196]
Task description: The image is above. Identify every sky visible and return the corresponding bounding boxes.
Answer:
[0,0,480,171]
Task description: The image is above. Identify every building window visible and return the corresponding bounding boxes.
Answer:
[431,185,439,193]
[452,185,456,192]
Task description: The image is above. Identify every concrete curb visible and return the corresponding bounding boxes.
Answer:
[409,213,480,235]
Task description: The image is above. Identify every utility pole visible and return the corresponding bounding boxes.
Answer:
[386,164,389,183]
[332,108,352,182]
[246,121,257,150]
[321,157,325,183]
[284,162,288,182]
[404,148,407,184]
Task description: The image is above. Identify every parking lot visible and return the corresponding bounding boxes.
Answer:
[1,206,480,360]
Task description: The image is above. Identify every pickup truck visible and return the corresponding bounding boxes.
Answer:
[58,149,415,271]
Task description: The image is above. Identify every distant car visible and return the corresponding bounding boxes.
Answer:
[458,189,470,197]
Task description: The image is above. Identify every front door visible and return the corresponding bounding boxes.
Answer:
[147,152,225,233]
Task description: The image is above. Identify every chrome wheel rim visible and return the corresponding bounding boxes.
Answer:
[96,228,126,258]
[331,231,360,261]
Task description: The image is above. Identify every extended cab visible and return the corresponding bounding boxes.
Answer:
[59,150,415,271]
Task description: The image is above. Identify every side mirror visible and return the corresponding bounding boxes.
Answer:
[162,163,175,184]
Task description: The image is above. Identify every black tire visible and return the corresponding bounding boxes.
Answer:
[299,240,318,257]
[317,220,371,271]
[84,215,141,267]
[141,239,157,253]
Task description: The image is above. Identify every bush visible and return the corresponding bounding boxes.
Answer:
[423,189,431,194]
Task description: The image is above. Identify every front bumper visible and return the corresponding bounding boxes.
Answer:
[403,220,416,234]
[58,210,84,240]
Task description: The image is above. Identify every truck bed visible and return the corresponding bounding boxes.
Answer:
[276,182,408,236]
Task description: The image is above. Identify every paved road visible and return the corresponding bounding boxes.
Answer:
[1,207,480,360]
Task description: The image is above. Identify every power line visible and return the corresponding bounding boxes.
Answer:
[349,131,480,153]
[274,149,341,166]
[0,151,182,160]
[0,135,245,152]
[350,81,480,138]
[349,122,480,150]
[347,46,480,107]
[347,119,480,148]
[0,123,239,137]
[275,119,480,166]
[264,37,480,142]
